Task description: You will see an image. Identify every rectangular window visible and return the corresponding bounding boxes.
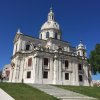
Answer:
[46,32,49,38]
[43,71,48,79]
[28,58,32,67]
[65,60,69,69]
[27,71,31,78]
[79,75,83,82]
[44,58,48,66]
[65,73,69,80]
[6,71,10,76]
[78,64,82,70]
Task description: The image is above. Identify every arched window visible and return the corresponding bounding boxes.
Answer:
[78,52,80,56]
[26,44,30,50]
[55,33,57,39]
[41,34,42,39]
[28,58,32,67]
[46,32,49,38]
[83,51,85,56]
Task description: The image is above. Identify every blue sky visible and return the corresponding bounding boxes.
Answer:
[0,0,100,80]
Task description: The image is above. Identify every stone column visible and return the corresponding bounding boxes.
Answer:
[71,61,75,85]
[75,62,79,85]
[49,58,53,84]
[53,55,59,84]
[69,60,73,85]
[72,60,79,86]
[61,59,64,85]
[83,64,89,86]
[8,65,13,82]
[19,58,25,83]
[16,65,19,82]
[58,58,62,84]
[38,57,43,84]
[33,57,36,83]
[89,65,93,86]
[33,56,39,84]
[12,59,18,82]
[36,57,39,83]
[15,59,21,82]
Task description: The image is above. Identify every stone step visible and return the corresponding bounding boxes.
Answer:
[27,84,97,100]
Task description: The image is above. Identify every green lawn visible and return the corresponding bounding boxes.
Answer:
[0,83,58,100]
[56,85,100,100]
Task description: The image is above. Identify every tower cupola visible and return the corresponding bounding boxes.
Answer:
[76,40,87,57]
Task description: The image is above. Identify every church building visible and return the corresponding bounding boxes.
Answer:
[9,8,92,86]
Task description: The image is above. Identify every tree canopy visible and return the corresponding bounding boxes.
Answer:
[88,44,100,75]
[0,71,2,79]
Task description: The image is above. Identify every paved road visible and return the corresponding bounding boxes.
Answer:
[28,84,97,100]
[0,88,15,100]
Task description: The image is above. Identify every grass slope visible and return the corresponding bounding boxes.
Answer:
[0,83,58,100]
[56,85,100,100]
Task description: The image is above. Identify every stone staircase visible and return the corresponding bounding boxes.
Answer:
[27,84,97,100]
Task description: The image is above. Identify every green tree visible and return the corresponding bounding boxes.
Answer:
[0,71,2,79]
[88,44,100,75]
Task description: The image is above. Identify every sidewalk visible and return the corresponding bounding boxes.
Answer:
[0,88,15,100]
[28,84,97,100]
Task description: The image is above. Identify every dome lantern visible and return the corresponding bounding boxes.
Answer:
[48,7,54,21]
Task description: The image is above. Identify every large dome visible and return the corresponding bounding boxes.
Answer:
[39,7,61,40]
[40,7,60,31]
[41,21,60,30]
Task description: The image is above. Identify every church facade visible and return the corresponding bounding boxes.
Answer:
[9,8,92,86]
